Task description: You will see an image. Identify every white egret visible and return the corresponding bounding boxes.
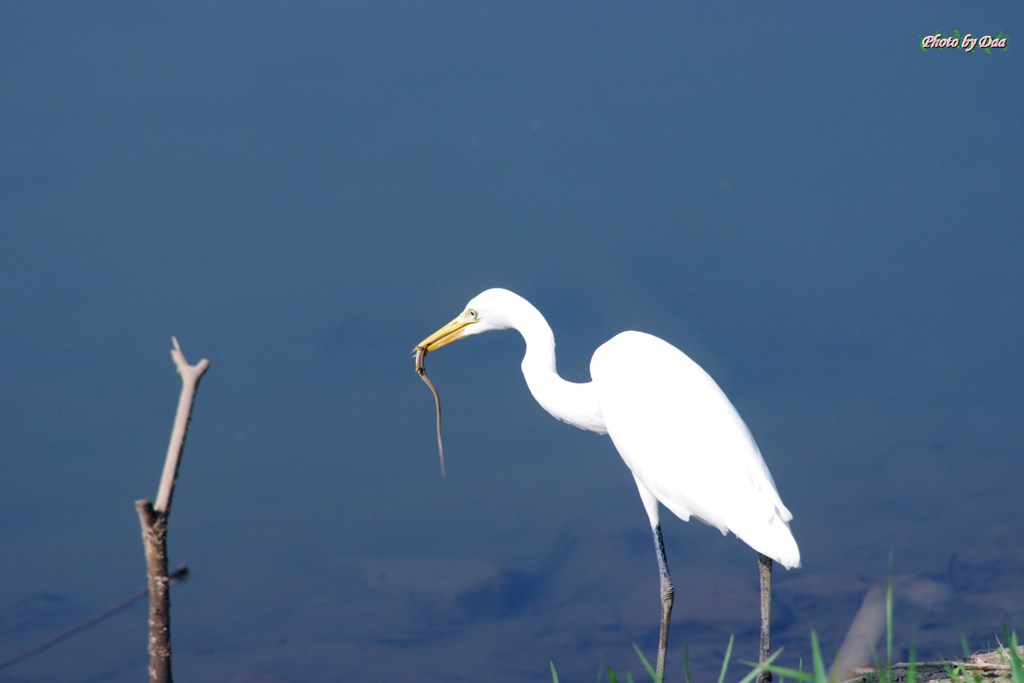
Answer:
[416,288,800,681]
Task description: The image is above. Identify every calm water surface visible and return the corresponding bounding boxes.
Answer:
[1,4,1022,682]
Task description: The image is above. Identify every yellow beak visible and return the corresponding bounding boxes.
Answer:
[417,311,478,352]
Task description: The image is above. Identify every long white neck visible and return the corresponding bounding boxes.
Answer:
[507,299,607,435]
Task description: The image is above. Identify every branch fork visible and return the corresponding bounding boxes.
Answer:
[136,337,209,683]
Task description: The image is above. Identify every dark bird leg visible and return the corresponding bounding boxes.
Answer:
[757,553,773,683]
[653,523,674,681]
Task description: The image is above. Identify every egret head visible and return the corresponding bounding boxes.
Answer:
[417,288,521,351]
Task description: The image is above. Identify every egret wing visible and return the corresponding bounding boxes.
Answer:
[591,331,799,568]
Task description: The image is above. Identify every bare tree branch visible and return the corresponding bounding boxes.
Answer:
[154,336,209,515]
[137,501,172,683]
[136,337,209,683]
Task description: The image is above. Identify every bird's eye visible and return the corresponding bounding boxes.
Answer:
[467,308,478,320]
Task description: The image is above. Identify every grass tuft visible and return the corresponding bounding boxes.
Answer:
[1003,627,1024,683]
[551,559,1021,683]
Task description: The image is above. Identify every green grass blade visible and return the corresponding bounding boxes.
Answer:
[551,661,559,683]
[907,640,917,683]
[761,665,813,682]
[811,631,828,682]
[607,665,620,683]
[943,663,965,683]
[631,643,659,682]
[754,651,805,683]
[1002,628,1023,683]
[716,635,735,683]
[886,553,894,670]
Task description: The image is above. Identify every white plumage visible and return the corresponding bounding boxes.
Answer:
[417,288,799,679]
[593,331,800,570]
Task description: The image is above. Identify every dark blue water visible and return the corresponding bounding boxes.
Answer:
[2,4,1022,681]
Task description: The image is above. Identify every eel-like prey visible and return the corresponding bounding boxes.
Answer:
[414,345,445,477]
